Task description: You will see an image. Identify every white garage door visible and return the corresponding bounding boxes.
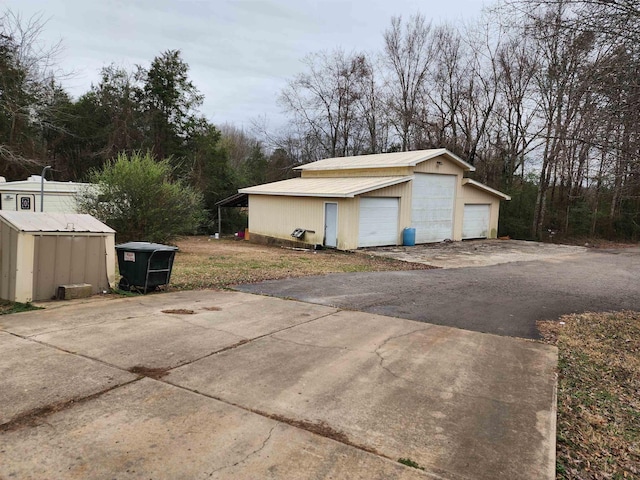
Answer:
[463,204,491,239]
[358,197,399,247]
[411,174,456,243]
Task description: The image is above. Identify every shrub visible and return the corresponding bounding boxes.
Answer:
[78,151,205,243]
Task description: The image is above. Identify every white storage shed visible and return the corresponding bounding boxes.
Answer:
[0,212,116,303]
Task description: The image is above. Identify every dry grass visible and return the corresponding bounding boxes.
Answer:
[169,236,435,290]
[538,312,640,479]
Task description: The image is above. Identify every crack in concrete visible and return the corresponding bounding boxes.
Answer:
[207,425,277,476]
[372,332,539,407]
[268,335,350,351]
[165,310,340,372]
[13,313,160,338]
[0,378,141,432]
[373,327,433,382]
[4,331,137,373]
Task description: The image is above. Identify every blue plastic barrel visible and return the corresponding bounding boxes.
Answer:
[403,227,416,246]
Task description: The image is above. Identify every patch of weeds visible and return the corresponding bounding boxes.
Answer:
[110,287,140,297]
[0,300,43,315]
[538,311,640,479]
[398,458,425,470]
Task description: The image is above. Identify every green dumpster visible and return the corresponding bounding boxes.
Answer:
[115,242,178,293]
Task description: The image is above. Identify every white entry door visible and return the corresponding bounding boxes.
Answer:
[411,174,456,243]
[358,197,399,247]
[462,204,491,239]
[324,202,338,248]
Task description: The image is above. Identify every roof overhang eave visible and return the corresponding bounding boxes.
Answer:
[239,176,411,199]
[462,179,511,200]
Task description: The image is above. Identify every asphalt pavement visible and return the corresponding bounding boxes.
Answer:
[236,247,640,339]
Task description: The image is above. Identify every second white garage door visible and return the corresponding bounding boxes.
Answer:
[411,173,456,243]
[462,204,491,239]
[358,197,399,247]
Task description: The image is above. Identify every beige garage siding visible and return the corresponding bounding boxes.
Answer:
[413,155,463,176]
[247,195,359,250]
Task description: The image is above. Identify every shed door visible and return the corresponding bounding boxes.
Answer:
[462,204,491,239]
[33,235,107,301]
[358,197,399,247]
[411,174,456,243]
[324,203,338,248]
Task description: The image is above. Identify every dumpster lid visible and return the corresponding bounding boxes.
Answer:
[115,241,178,252]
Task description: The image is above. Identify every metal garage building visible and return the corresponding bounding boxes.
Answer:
[0,212,116,303]
[239,149,510,250]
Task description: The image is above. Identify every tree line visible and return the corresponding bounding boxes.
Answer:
[2,1,639,241]
[276,0,640,241]
[0,10,291,234]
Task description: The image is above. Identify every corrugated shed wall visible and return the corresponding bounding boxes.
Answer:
[33,235,109,301]
[0,222,18,300]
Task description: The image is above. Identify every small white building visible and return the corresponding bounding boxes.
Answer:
[0,176,93,213]
[0,212,116,303]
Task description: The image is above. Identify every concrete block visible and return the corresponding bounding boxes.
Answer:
[56,283,93,300]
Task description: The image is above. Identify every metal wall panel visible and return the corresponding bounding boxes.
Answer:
[248,195,361,250]
[33,235,109,301]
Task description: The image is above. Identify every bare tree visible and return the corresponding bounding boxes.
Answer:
[279,49,371,159]
[0,10,64,177]
[383,14,433,151]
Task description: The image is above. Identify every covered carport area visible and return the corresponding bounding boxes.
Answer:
[214,192,248,236]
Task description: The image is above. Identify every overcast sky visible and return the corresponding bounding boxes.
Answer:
[4,0,488,131]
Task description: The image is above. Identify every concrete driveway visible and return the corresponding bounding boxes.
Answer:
[0,290,557,479]
[361,239,586,269]
[238,243,640,339]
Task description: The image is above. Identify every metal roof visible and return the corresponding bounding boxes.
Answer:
[0,180,93,194]
[239,176,411,198]
[0,212,115,233]
[462,179,511,200]
[215,192,248,207]
[294,149,475,172]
